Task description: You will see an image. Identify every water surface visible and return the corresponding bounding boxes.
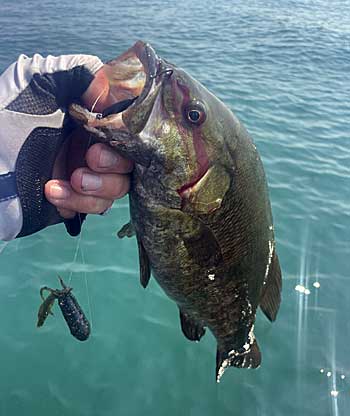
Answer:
[0,1,349,415]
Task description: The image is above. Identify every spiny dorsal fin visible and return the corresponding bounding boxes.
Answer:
[136,236,151,288]
[259,252,282,322]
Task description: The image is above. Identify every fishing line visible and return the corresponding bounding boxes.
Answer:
[67,227,82,285]
[76,115,97,326]
[67,88,106,331]
[91,86,108,113]
[80,235,93,330]
[66,211,93,329]
[67,129,97,328]
[0,241,9,255]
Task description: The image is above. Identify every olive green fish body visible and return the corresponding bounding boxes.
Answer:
[70,41,282,381]
[129,120,275,353]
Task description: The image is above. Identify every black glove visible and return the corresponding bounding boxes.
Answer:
[0,53,103,240]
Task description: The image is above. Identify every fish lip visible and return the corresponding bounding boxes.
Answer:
[119,40,161,124]
[73,42,161,133]
[129,41,159,105]
[121,42,175,132]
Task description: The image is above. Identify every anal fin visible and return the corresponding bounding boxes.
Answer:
[216,340,261,383]
[179,310,206,342]
[260,251,282,322]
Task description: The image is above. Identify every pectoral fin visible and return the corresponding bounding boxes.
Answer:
[117,222,135,238]
[259,252,282,322]
[136,236,151,288]
[182,218,222,269]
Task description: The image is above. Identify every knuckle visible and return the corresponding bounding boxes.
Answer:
[85,143,101,167]
[120,161,133,174]
[70,169,84,189]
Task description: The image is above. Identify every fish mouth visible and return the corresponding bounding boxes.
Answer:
[70,42,210,197]
[107,41,158,108]
[103,42,210,196]
[83,41,162,131]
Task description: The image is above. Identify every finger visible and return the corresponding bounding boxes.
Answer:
[70,167,130,200]
[45,180,114,214]
[57,207,76,219]
[86,143,133,174]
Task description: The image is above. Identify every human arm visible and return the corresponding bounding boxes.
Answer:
[0,54,131,240]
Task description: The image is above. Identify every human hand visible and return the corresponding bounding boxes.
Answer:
[45,66,133,231]
[45,142,132,219]
[0,54,132,240]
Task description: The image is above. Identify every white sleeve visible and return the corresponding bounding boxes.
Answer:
[0,54,103,110]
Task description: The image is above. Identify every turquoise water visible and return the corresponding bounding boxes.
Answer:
[0,0,349,415]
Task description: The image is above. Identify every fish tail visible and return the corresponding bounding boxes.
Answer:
[216,340,261,383]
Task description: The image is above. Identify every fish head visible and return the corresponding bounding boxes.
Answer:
[72,41,242,213]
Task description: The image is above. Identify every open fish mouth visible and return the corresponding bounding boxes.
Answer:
[69,41,209,196]
[69,41,210,197]
[104,41,159,113]
[69,41,160,131]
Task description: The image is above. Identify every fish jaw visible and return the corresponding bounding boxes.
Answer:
[104,40,157,110]
[69,41,159,134]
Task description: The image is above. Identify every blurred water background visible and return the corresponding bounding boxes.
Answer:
[0,0,349,415]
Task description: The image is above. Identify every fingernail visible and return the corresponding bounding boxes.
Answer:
[99,149,119,168]
[49,184,70,199]
[81,173,102,191]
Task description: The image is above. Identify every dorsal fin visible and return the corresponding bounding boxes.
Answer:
[259,251,282,322]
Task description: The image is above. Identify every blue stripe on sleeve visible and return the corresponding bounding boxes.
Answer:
[0,172,18,201]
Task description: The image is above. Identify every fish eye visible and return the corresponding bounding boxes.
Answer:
[188,110,200,122]
[184,101,206,125]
